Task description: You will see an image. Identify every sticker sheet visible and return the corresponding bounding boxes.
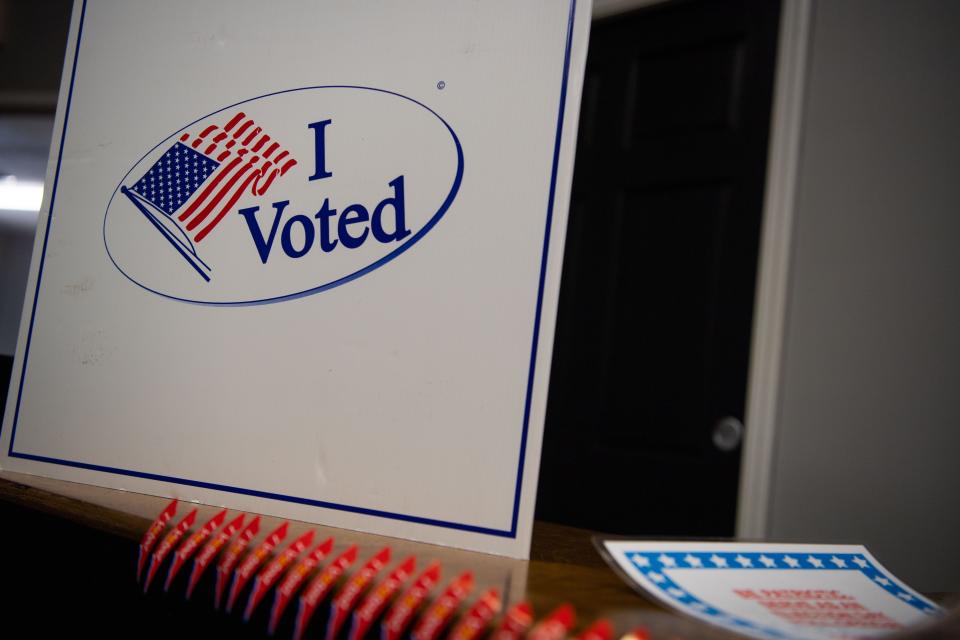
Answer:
[600,541,942,640]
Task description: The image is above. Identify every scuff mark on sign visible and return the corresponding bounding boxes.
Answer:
[62,276,94,296]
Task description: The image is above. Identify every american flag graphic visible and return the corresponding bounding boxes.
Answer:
[122,111,297,280]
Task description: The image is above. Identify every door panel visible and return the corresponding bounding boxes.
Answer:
[537,0,781,536]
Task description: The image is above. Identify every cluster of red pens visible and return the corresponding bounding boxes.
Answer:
[136,500,642,640]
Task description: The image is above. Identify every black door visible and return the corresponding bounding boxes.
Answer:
[536,0,781,536]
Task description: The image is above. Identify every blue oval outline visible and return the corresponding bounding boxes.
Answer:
[103,85,464,306]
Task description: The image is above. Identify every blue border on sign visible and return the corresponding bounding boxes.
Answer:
[626,551,942,640]
[3,0,579,539]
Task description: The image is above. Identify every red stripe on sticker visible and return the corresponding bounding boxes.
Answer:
[177,156,243,222]
[242,126,263,146]
[253,167,279,196]
[251,134,270,152]
[232,119,255,140]
[192,169,257,242]
[184,159,255,230]
[223,112,246,132]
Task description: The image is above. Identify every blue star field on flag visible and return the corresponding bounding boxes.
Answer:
[131,142,220,215]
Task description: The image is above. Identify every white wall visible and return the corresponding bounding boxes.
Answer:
[763,0,960,592]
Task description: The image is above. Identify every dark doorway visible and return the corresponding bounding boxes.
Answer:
[537,0,781,536]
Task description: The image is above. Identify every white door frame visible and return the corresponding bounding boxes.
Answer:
[735,0,812,539]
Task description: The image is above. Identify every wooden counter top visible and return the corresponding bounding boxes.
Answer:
[1,470,956,639]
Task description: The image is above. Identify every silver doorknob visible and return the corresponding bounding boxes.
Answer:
[712,416,744,452]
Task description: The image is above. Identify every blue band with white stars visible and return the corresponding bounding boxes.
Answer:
[624,550,941,639]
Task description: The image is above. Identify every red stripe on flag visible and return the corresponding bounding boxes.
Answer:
[233,120,255,139]
[168,112,298,243]
[186,159,258,231]
[242,127,263,146]
[194,171,258,243]
[251,135,270,152]
[177,156,243,222]
[224,112,246,132]
[254,168,279,196]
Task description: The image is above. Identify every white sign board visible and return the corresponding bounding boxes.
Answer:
[600,541,943,639]
[1,0,590,557]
